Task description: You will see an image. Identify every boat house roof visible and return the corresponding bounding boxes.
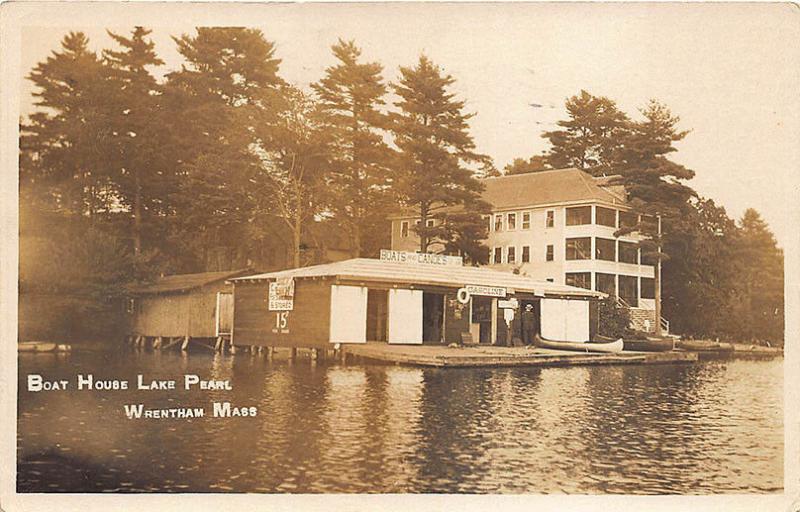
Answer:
[129,269,251,295]
[231,258,603,299]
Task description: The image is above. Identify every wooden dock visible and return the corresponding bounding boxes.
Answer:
[344,343,698,368]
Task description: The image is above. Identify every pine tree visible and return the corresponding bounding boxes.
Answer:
[103,27,167,256]
[21,32,115,219]
[390,55,490,254]
[162,28,285,271]
[730,209,784,343]
[612,101,696,335]
[542,90,628,175]
[504,155,549,175]
[312,39,393,257]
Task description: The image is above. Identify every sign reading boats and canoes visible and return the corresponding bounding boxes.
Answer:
[379,249,463,267]
[465,284,507,298]
[268,277,295,311]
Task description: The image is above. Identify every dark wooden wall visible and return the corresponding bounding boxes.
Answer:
[131,281,232,338]
[233,279,332,348]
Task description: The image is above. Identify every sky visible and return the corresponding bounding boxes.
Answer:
[18,2,800,246]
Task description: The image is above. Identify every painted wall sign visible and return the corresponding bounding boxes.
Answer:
[379,249,463,267]
[465,284,507,298]
[268,277,295,311]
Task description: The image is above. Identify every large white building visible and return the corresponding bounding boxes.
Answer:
[390,167,665,333]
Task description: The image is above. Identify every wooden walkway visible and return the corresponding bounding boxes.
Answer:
[344,342,698,368]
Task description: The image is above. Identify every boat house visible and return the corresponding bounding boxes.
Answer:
[230,255,604,349]
[127,270,251,346]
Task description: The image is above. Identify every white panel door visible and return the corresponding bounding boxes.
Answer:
[388,289,423,344]
[564,300,589,342]
[540,298,566,340]
[329,285,368,343]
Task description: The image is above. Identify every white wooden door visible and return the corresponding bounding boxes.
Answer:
[388,289,423,344]
[216,292,234,336]
[329,285,368,343]
[564,300,589,342]
[540,298,566,340]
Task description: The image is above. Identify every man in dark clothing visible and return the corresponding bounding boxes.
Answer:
[521,304,538,345]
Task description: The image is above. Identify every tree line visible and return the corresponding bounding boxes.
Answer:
[505,90,784,344]
[20,28,783,344]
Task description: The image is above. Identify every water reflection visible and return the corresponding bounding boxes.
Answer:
[17,350,783,494]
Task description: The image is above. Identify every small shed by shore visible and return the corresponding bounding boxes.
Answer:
[230,256,604,349]
[127,270,251,346]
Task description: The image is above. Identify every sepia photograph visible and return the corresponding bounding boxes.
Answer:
[1,1,798,509]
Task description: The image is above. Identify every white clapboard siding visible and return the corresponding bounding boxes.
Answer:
[540,298,589,342]
[388,289,423,344]
[329,285,368,343]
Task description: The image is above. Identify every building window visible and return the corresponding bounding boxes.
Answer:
[566,206,592,226]
[494,247,502,264]
[546,210,554,228]
[494,214,503,232]
[565,237,591,260]
[596,206,617,227]
[546,278,555,283]
[507,212,517,230]
[596,273,616,296]
[641,215,658,233]
[641,277,656,299]
[507,246,516,264]
[426,218,435,228]
[642,250,658,266]
[521,246,530,263]
[566,272,591,290]
[619,275,639,307]
[619,241,639,264]
[486,215,492,232]
[619,211,638,230]
[488,247,493,263]
[546,244,554,261]
[400,221,409,238]
[522,212,531,230]
[595,238,616,261]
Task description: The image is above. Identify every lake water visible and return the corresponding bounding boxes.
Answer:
[17,349,783,494]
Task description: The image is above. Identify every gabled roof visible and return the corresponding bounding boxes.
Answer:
[129,269,251,295]
[480,167,625,210]
[231,258,603,299]
[389,167,627,219]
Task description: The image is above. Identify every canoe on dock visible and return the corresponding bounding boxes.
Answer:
[624,338,676,352]
[533,334,624,353]
[18,342,71,353]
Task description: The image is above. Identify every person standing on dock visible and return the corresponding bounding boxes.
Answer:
[521,304,538,345]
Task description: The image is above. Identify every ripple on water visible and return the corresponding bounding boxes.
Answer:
[16,352,783,494]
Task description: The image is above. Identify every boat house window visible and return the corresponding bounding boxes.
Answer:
[619,241,639,264]
[522,212,531,230]
[507,246,516,264]
[521,245,530,263]
[566,272,591,290]
[565,237,591,260]
[596,206,617,227]
[566,206,592,226]
[595,238,616,261]
[546,210,555,228]
[596,273,616,296]
[641,277,656,299]
[619,275,639,307]
[400,220,409,238]
[507,212,517,230]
